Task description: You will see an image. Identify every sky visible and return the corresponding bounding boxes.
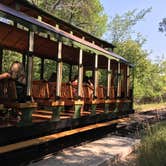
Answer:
[100,0,166,61]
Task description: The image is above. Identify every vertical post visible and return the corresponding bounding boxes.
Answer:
[94,54,98,98]
[117,62,121,98]
[69,65,72,81]
[107,59,111,98]
[56,40,63,98]
[78,48,83,98]
[126,65,130,98]
[131,67,134,98]
[22,53,26,71]
[40,58,44,80]
[131,67,134,112]
[26,31,34,97]
[0,47,3,74]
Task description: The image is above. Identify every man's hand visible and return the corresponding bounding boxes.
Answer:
[0,73,11,80]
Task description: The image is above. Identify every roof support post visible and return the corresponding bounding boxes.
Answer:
[26,31,34,97]
[0,47,3,74]
[94,54,98,98]
[126,66,130,98]
[40,58,44,80]
[117,62,121,98]
[131,67,134,108]
[107,59,111,98]
[78,48,83,99]
[56,41,63,99]
[69,65,72,82]
[22,53,26,71]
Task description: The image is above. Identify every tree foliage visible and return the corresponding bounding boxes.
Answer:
[29,0,108,37]
[159,18,166,35]
[107,8,151,43]
[106,8,166,102]
[114,40,165,101]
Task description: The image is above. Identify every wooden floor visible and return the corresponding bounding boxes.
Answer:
[0,108,105,128]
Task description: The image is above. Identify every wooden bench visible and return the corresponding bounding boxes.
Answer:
[104,86,132,113]
[82,84,105,115]
[0,79,37,125]
[48,82,84,118]
[32,80,64,121]
[32,81,84,120]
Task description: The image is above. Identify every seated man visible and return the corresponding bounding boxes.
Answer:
[9,61,27,102]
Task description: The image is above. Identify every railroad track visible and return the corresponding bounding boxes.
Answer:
[1,109,166,166]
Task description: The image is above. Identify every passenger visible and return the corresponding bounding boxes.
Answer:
[9,61,26,102]
[71,75,78,86]
[83,76,94,111]
[84,76,93,86]
[87,76,94,87]
[83,76,89,84]
[87,76,94,99]
[48,72,57,82]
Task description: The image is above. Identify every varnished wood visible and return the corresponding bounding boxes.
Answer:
[32,113,51,119]
[0,79,17,102]
[33,81,83,107]
[32,80,50,99]
[6,102,37,109]
[82,84,105,104]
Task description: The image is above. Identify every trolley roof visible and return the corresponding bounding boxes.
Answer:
[0,1,133,68]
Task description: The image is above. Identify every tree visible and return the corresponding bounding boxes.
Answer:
[107,8,151,43]
[159,18,166,35]
[105,8,166,102]
[28,0,108,38]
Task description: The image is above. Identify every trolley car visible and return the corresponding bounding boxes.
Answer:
[0,0,134,148]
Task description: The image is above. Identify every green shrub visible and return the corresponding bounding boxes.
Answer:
[137,121,166,166]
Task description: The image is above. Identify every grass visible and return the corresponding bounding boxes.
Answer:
[134,102,166,112]
[137,121,166,166]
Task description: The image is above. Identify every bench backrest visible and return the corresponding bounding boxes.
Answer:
[96,85,105,99]
[82,84,107,101]
[48,82,56,99]
[32,81,74,100]
[32,80,50,99]
[82,84,94,101]
[61,83,73,100]
[0,79,17,102]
